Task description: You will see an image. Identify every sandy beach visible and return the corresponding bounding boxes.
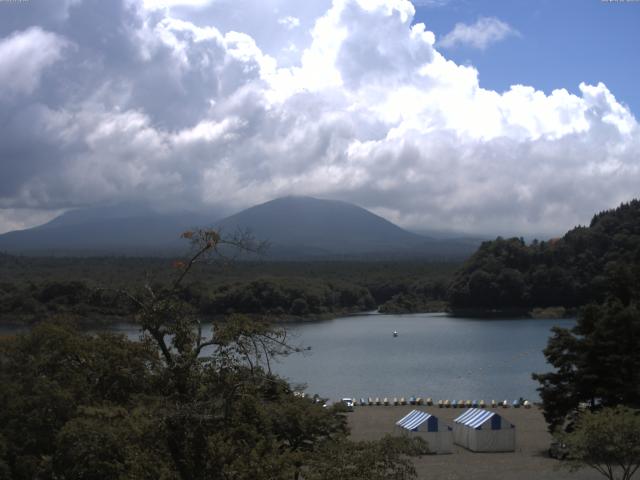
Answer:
[347,405,601,480]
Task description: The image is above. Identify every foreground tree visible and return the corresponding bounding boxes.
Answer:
[0,229,427,479]
[0,321,164,479]
[558,406,640,480]
[307,435,428,480]
[533,300,640,431]
[108,229,351,479]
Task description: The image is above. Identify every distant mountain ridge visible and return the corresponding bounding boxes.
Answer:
[0,197,479,259]
[217,196,480,258]
[0,205,221,256]
[217,197,426,255]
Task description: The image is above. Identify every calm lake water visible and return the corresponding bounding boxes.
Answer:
[2,313,574,402]
[107,312,576,401]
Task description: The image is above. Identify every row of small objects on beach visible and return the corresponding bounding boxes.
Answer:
[350,397,532,409]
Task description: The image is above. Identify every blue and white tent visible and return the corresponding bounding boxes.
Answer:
[453,408,515,452]
[395,410,452,454]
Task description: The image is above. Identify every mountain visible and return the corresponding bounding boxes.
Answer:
[214,196,477,259]
[0,204,222,256]
[0,197,479,259]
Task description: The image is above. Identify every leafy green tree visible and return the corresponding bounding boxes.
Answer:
[0,434,10,480]
[52,404,177,480]
[0,321,160,479]
[558,406,640,480]
[306,435,428,480]
[121,230,335,480]
[533,301,640,431]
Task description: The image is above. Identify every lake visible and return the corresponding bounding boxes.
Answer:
[0,312,572,402]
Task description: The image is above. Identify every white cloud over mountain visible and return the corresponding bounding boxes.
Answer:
[0,0,638,236]
[0,27,70,97]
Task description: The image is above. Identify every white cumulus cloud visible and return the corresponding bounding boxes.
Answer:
[278,16,301,30]
[439,16,518,50]
[0,27,70,98]
[0,0,638,238]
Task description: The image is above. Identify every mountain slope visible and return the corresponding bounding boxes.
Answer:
[217,197,421,252]
[215,196,476,258]
[0,205,221,255]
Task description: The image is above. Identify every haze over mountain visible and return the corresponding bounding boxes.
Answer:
[0,197,479,259]
[0,204,223,256]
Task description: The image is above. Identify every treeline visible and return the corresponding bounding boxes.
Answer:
[0,278,374,324]
[0,256,459,324]
[0,281,131,323]
[448,200,640,312]
[194,278,376,318]
[378,278,448,314]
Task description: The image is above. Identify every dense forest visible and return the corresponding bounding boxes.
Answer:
[0,254,457,324]
[448,200,640,313]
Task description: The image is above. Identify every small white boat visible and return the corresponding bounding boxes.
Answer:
[393,330,398,337]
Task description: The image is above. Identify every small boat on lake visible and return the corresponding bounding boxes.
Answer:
[393,330,398,337]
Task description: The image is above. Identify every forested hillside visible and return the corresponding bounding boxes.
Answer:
[448,200,640,312]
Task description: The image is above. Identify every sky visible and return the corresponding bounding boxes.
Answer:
[0,0,639,237]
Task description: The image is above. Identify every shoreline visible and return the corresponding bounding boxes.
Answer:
[0,306,577,330]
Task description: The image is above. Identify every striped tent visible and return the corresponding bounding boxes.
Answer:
[453,408,515,452]
[395,410,452,454]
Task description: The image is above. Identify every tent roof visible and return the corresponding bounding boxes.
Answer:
[396,410,433,431]
[454,408,498,429]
